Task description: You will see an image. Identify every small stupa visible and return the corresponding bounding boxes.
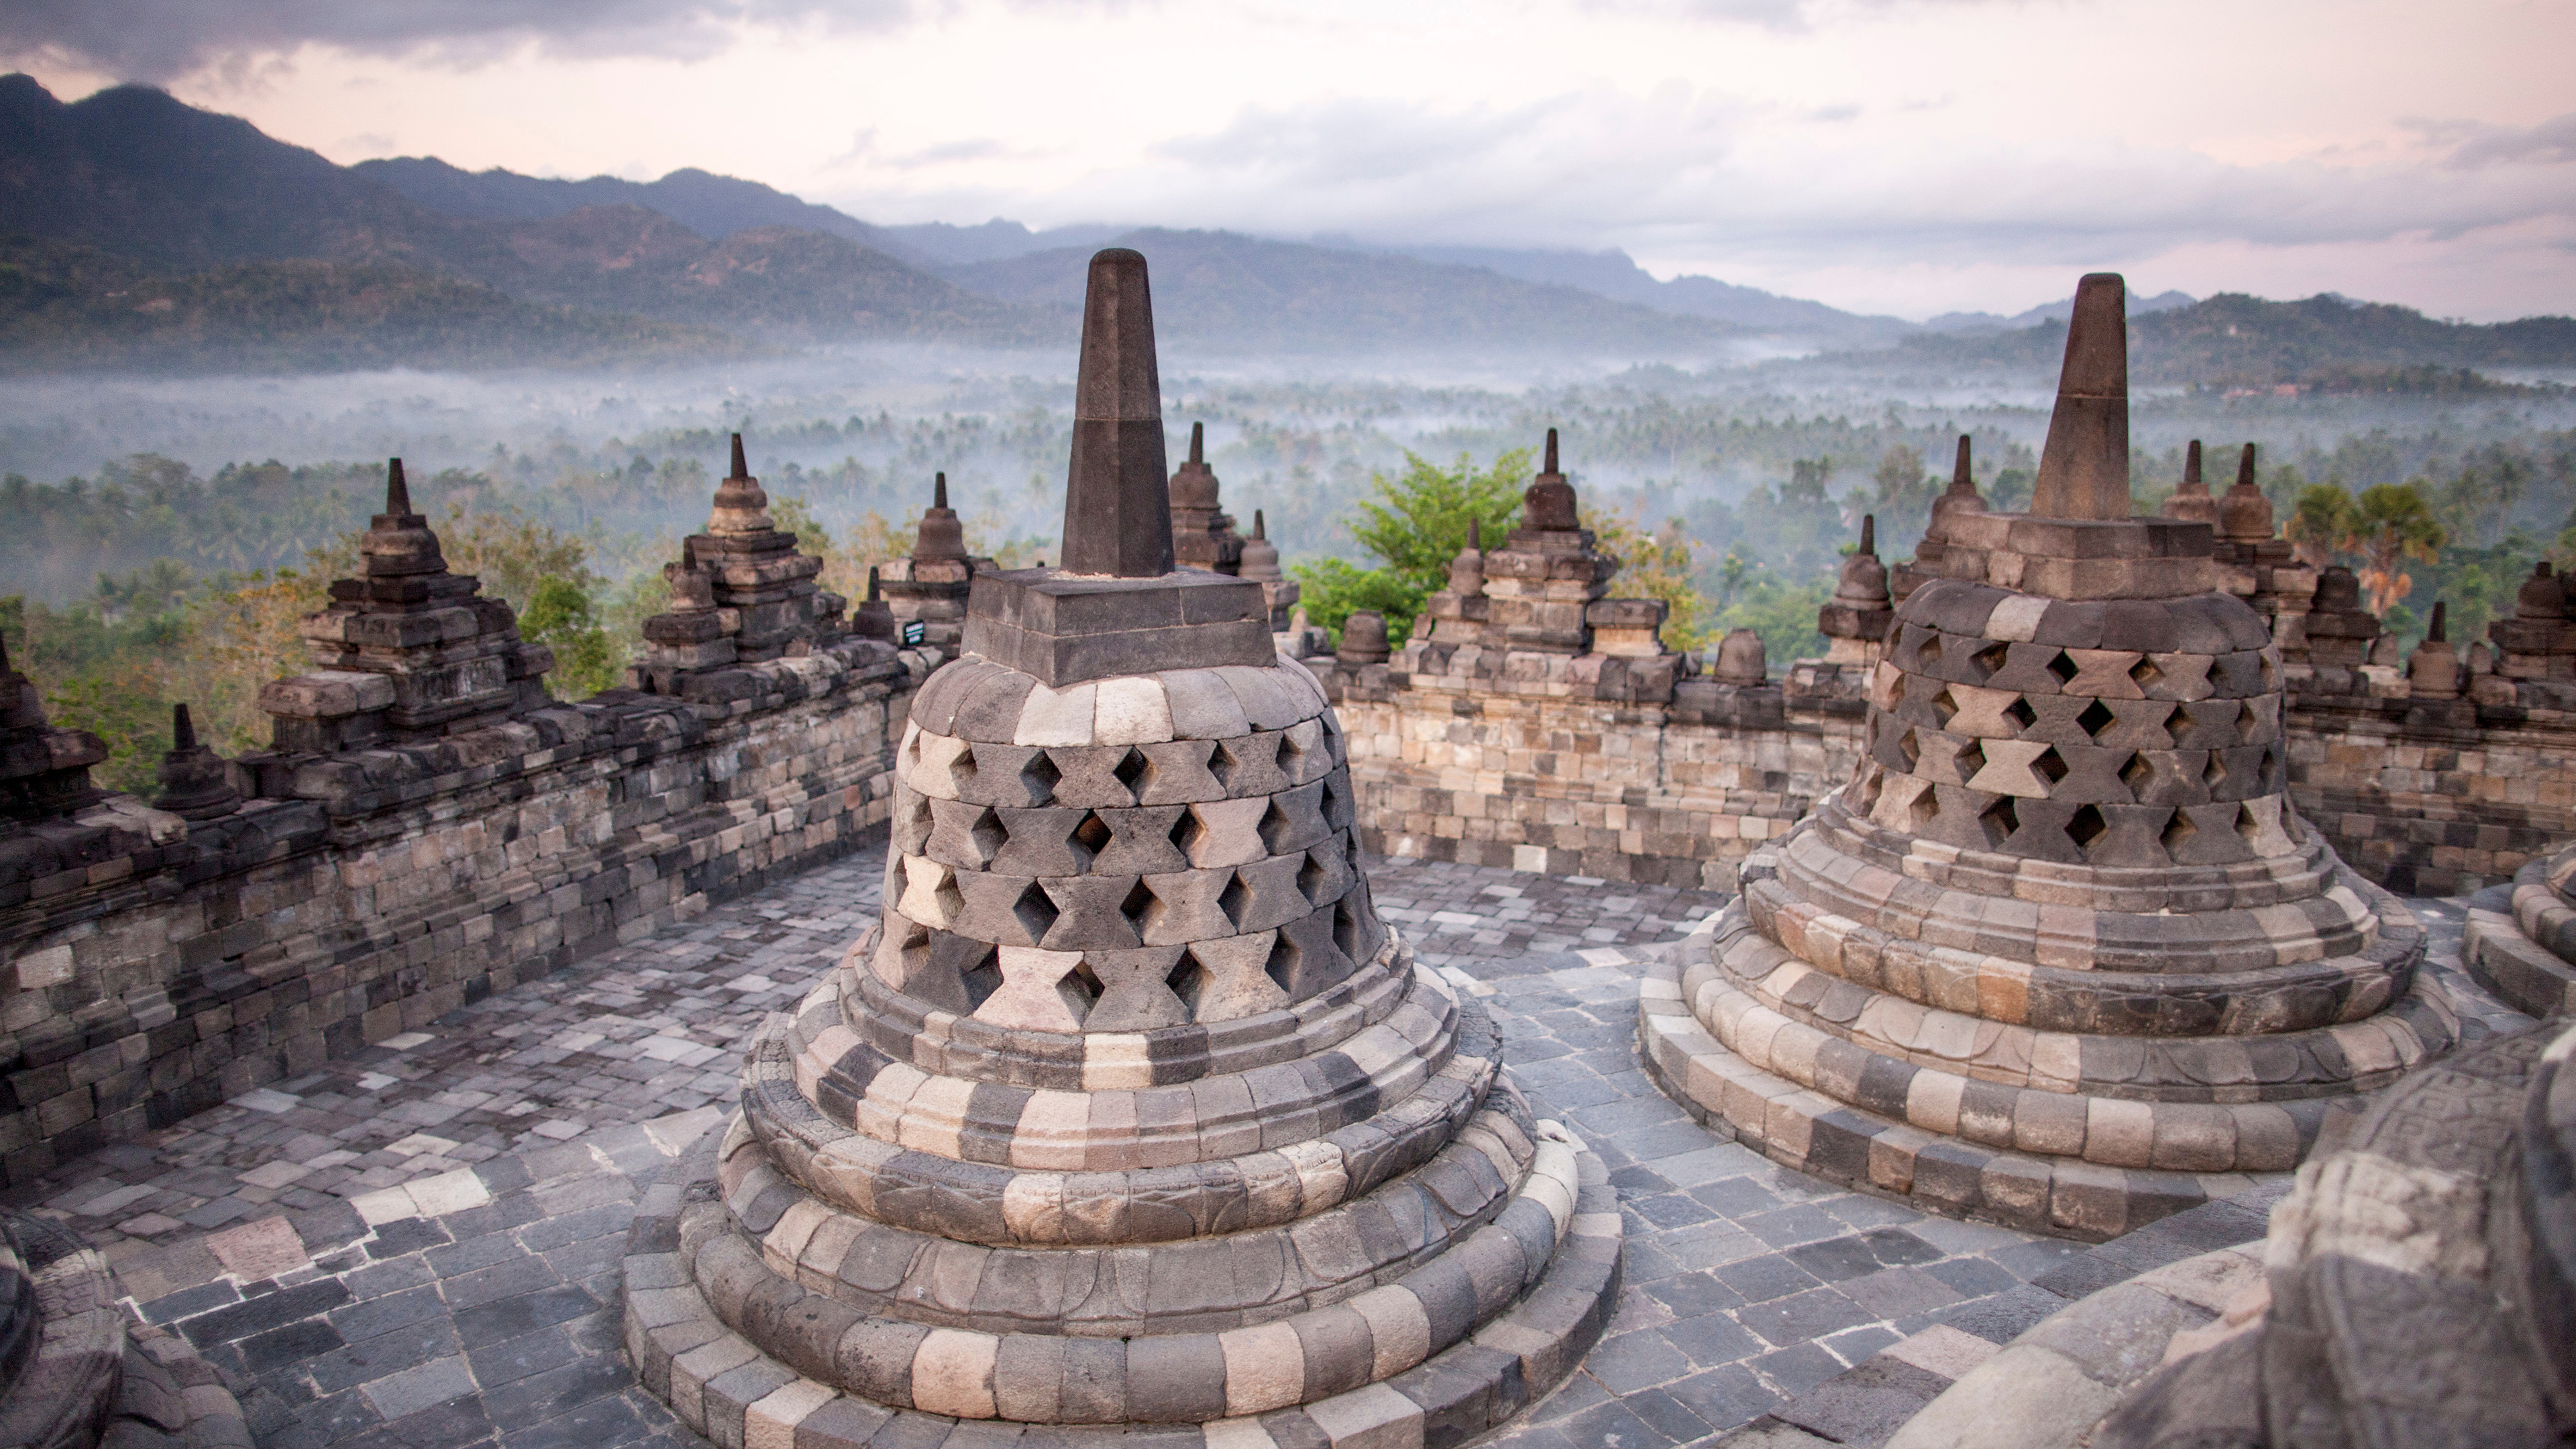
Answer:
[1894,437,1986,603]
[263,461,554,750]
[877,472,988,652]
[0,635,107,822]
[1167,421,1244,574]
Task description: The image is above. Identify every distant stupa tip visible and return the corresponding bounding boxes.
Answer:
[2237,443,2257,490]
[386,458,411,517]
[1953,435,1972,488]
[2185,439,2203,486]
[1469,518,1482,551]
[172,702,197,750]
[1544,427,1560,474]
[866,566,881,600]
[1189,421,1204,465]
[1252,508,1266,540]
[1860,514,1876,555]
[2429,599,2449,643]
[934,472,949,511]
[730,433,748,480]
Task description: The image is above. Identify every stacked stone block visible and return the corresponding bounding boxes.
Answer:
[263,460,555,750]
[636,435,849,694]
[1640,274,2453,1240]
[624,246,1621,1446]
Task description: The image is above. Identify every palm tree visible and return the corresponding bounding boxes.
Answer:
[2345,482,2447,616]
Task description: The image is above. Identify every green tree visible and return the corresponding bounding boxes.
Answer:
[1583,507,1714,652]
[2287,484,2358,568]
[1291,448,1530,645]
[520,576,619,699]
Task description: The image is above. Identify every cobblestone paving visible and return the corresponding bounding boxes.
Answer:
[0,843,2532,1449]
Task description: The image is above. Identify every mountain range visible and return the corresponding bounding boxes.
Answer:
[3,72,2571,380]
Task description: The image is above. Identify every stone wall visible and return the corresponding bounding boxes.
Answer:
[2284,669,2576,894]
[1318,657,1869,890]
[0,645,930,1186]
[1320,651,2576,899]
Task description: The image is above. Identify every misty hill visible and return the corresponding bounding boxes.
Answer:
[944,229,1748,354]
[1880,291,2576,384]
[354,156,943,267]
[1923,288,2198,335]
[881,219,1129,266]
[0,73,422,272]
[1338,243,1915,347]
[0,75,1044,357]
[0,235,731,372]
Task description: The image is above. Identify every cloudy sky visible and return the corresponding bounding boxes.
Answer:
[6,0,2572,321]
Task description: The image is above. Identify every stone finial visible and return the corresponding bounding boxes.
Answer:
[1933,435,1983,522]
[2406,604,2460,696]
[0,634,39,731]
[1171,422,1217,508]
[361,458,445,578]
[1836,515,1890,605]
[2219,443,2275,543]
[708,433,775,537]
[1524,427,1579,531]
[1238,508,1282,582]
[916,472,969,563]
[2029,274,2132,521]
[1446,517,1487,596]
[1060,248,1175,577]
[1167,417,1244,573]
[2518,561,2563,621]
[1819,514,1895,656]
[1712,627,1768,686]
[853,566,896,639]
[0,634,107,820]
[2164,439,2219,525]
[1337,609,1392,664]
[154,702,241,820]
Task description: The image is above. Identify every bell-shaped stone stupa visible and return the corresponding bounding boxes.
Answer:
[625,247,1622,1446]
[1641,273,2453,1240]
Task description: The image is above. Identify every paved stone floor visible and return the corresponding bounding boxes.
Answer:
[0,843,2532,1449]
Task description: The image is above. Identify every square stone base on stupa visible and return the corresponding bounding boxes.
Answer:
[623,247,1625,1446]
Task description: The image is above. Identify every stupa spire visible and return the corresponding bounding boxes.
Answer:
[730,432,747,480]
[2028,273,2131,520]
[1059,248,1174,576]
[384,458,413,517]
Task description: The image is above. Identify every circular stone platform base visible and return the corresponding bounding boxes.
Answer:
[2461,849,2576,1019]
[0,1212,257,1449]
[1638,918,2306,1243]
[621,1118,1624,1448]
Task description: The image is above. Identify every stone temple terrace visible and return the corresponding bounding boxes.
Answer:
[0,250,2570,1449]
